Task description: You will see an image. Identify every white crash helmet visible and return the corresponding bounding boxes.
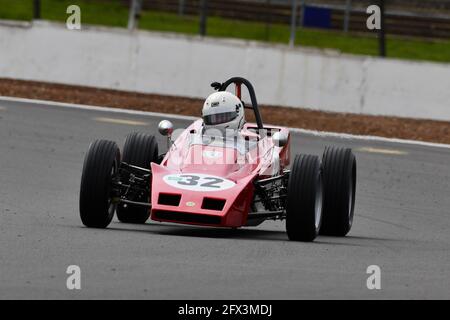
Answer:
[202,91,245,133]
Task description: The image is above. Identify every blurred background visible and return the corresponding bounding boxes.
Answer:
[1,0,450,63]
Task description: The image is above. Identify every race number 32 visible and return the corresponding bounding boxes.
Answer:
[163,174,235,192]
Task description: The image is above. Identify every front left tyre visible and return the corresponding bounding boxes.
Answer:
[79,140,120,228]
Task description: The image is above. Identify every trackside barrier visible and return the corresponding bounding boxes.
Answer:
[1,21,449,121]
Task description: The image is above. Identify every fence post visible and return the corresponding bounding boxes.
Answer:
[378,0,386,57]
[128,0,142,30]
[33,0,41,19]
[343,0,352,32]
[299,0,306,29]
[199,0,208,36]
[289,0,298,47]
[265,0,272,41]
[179,0,185,16]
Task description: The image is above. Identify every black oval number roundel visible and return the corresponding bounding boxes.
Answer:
[179,175,223,189]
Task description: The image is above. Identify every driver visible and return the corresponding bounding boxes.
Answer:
[201,91,245,137]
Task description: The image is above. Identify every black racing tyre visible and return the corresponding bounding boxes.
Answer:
[116,132,158,224]
[320,147,356,236]
[286,154,323,242]
[79,140,120,228]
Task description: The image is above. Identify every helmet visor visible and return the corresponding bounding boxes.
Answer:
[203,111,237,125]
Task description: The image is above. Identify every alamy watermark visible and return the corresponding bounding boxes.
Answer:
[366,5,381,30]
[65,4,380,33]
[66,265,81,290]
[66,5,81,30]
[366,265,381,290]
[162,127,285,176]
[63,264,380,291]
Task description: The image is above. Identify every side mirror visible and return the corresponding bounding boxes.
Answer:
[272,131,288,147]
[158,120,174,137]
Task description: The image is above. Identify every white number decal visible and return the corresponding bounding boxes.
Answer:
[163,174,235,192]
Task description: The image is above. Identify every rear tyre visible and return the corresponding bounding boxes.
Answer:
[286,154,323,242]
[79,140,120,228]
[116,132,158,224]
[320,147,356,236]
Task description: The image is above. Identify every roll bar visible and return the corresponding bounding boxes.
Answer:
[211,77,264,130]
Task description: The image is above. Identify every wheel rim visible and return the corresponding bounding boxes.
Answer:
[107,160,118,217]
[315,174,323,230]
[348,177,354,226]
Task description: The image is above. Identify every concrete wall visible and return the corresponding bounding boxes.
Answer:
[1,21,449,120]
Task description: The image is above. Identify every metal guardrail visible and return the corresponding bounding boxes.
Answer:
[27,0,450,58]
[27,0,450,39]
[138,0,450,39]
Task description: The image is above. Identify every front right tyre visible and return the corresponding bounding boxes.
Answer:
[286,154,323,242]
[79,140,120,228]
[116,132,159,224]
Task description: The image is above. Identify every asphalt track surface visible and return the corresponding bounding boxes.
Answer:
[1,98,449,299]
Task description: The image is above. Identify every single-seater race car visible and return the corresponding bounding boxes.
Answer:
[79,77,356,241]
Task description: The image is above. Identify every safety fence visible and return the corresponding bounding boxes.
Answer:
[132,0,450,39]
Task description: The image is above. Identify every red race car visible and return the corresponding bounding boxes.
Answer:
[79,77,356,241]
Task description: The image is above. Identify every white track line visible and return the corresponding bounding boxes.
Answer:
[94,117,149,126]
[356,147,408,155]
[287,127,450,150]
[0,96,198,121]
[2,95,450,150]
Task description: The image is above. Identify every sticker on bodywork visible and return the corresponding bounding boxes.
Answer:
[163,173,235,192]
[202,150,223,159]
